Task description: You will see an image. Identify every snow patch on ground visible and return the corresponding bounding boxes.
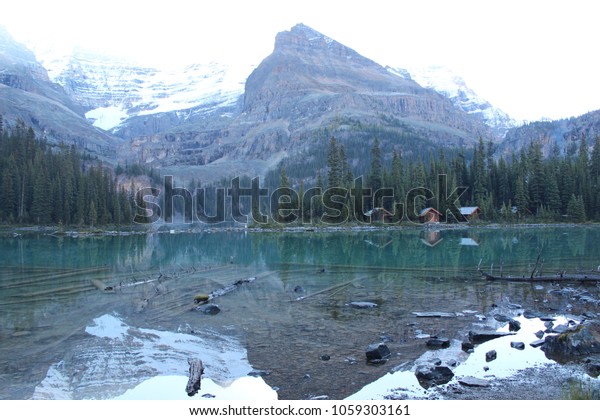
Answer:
[33,313,264,400]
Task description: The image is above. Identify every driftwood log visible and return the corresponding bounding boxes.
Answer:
[186,358,204,397]
[194,277,257,305]
[480,272,600,282]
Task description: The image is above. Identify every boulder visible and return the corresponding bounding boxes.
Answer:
[458,376,490,387]
[426,338,450,348]
[535,330,545,339]
[485,350,497,362]
[366,343,391,361]
[493,314,512,323]
[508,319,521,332]
[510,341,525,350]
[415,364,454,389]
[198,304,220,315]
[461,342,474,353]
[551,324,569,334]
[523,310,542,319]
[543,321,600,364]
[530,339,545,348]
[584,357,600,378]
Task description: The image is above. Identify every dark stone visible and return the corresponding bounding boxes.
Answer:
[248,370,271,377]
[543,322,600,364]
[447,359,458,367]
[461,342,474,353]
[544,321,554,332]
[510,341,525,350]
[198,304,220,315]
[508,319,521,332]
[584,357,600,378]
[320,354,330,361]
[349,301,378,309]
[431,358,442,366]
[485,350,497,362]
[412,312,456,318]
[530,339,545,348]
[535,330,545,339]
[540,316,556,322]
[366,343,391,361]
[426,337,450,348]
[552,324,569,334]
[293,285,305,293]
[458,376,490,387]
[493,314,512,323]
[201,393,216,398]
[469,330,514,345]
[523,310,542,319]
[415,364,454,389]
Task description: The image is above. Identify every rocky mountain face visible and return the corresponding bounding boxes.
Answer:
[5,23,560,183]
[38,49,253,133]
[392,65,519,137]
[0,27,118,158]
[116,24,495,181]
[501,109,600,156]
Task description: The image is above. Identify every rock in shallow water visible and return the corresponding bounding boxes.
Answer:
[365,343,391,361]
[458,376,490,387]
[349,301,378,309]
[415,364,454,389]
[426,338,450,348]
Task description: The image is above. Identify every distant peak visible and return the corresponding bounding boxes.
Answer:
[275,23,335,50]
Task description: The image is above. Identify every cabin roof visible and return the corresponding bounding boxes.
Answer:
[419,207,442,217]
[460,206,481,216]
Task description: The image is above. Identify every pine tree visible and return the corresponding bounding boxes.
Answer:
[327,137,341,189]
[566,194,586,223]
[368,138,383,205]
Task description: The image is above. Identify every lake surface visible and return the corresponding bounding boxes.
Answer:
[1,225,599,399]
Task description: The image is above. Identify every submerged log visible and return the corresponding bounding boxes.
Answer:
[90,279,114,292]
[480,270,600,282]
[186,358,204,397]
[194,277,257,308]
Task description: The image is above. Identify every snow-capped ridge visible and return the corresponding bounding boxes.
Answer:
[388,64,519,137]
[32,46,256,131]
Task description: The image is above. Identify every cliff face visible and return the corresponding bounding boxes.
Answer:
[123,24,494,180]
[0,27,118,158]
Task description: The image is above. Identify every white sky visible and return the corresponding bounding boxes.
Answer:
[1,0,599,122]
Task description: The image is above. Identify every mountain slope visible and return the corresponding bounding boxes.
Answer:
[122,24,496,181]
[390,65,518,137]
[35,49,254,132]
[0,27,117,158]
[501,109,600,156]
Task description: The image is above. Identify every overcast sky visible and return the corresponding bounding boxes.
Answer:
[1,0,599,122]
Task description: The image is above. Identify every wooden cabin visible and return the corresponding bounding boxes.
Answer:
[419,207,442,223]
[460,206,481,221]
[365,207,394,222]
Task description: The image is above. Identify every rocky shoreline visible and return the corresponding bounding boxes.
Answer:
[367,294,600,401]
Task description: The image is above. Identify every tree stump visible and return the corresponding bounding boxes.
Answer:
[186,358,204,397]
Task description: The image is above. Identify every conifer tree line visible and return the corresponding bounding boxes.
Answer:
[279,135,600,223]
[0,120,134,226]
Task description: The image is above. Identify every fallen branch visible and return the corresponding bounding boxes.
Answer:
[186,358,204,397]
[480,270,600,282]
[194,276,257,305]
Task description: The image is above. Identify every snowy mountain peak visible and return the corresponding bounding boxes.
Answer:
[31,46,255,131]
[389,65,519,137]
